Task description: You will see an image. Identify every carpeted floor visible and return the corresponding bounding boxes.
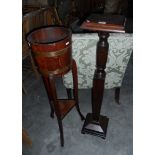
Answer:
[22,54,133,155]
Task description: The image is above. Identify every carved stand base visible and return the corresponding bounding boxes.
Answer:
[81,113,109,139]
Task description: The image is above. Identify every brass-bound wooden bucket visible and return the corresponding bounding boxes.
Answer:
[27,26,72,77]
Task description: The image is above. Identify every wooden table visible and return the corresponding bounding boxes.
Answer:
[80,14,126,139]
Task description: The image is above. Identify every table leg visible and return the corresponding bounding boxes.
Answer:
[81,32,109,139]
[43,77,55,118]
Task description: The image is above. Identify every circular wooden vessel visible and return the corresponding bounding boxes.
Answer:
[27,26,72,77]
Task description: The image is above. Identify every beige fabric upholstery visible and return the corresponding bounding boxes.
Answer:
[63,33,133,89]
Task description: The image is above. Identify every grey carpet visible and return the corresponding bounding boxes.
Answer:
[22,55,133,155]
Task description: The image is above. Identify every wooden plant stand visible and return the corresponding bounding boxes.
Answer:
[80,14,126,139]
[27,26,84,146]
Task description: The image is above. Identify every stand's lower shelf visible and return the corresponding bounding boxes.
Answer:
[57,99,76,119]
[81,113,109,139]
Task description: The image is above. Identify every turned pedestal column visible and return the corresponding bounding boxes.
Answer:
[80,14,126,138]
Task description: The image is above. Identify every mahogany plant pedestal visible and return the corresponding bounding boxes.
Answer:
[81,32,110,139]
[80,14,126,139]
[27,26,85,146]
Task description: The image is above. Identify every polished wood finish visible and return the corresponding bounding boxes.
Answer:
[42,76,55,118]
[81,32,110,138]
[81,14,126,33]
[81,14,126,139]
[27,26,84,146]
[92,32,109,121]
[27,26,72,77]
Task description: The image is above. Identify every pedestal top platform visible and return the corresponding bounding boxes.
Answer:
[80,14,126,33]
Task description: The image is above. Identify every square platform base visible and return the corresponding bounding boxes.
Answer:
[81,113,109,139]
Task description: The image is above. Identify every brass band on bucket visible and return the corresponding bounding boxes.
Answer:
[39,65,71,76]
[32,45,71,57]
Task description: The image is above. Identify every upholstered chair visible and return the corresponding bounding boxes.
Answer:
[63,33,133,104]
